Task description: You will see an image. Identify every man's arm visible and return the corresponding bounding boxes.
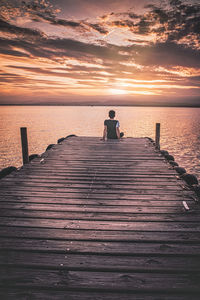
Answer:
[116,127,120,139]
[116,121,120,139]
[102,125,107,140]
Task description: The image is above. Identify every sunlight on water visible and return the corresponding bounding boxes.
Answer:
[0,106,200,179]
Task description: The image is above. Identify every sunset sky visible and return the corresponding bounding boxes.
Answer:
[0,0,200,105]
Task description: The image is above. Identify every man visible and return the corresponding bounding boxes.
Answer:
[102,110,124,140]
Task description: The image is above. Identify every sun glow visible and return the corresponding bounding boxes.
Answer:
[109,88,128,95]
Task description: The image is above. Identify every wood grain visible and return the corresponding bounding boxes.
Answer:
[0,136,199,298]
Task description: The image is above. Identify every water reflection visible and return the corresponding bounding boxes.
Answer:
[0,106,200,179]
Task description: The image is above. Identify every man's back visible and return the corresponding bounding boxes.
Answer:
[104,119,119,139]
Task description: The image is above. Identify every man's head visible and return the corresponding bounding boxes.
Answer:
[109,110,115,119]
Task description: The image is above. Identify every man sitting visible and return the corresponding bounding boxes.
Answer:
[102,110,124,140]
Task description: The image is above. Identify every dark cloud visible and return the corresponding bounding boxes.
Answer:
[111,19,135,29]
[0,71,19,76]
[189,76,200,82]
[6,65,108,80]
[0,0,88,34]
[85,23,109,35]
[32,9,109,35]
[43,37,123,61]
[12,0,109,35]
[0,37,48,59]
[0,18,46,39]
[20,0,58,23]
[0,48,29,57]
[1,30,200,71]
[110,17,153,35]
[133,42,200,68]
[128,12,140,19]
[106,0,200,46]
[145,1,200,45]
[31,11,88,32]
[126,39,149,44]
[49,19,82,27]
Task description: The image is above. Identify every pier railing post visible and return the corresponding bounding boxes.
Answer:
[155,123,160,149]
[20,127,29,164]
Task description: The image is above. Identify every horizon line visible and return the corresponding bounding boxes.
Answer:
[1,103,200,108]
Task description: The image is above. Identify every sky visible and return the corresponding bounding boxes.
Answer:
[0,0,200,106]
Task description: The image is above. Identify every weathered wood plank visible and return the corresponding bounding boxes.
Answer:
[0,186,186,194]
[0,202,190,213]
[2,177,181,186]
[0,197,188,207]
[1,290,199,300]
[39,157,165,161]
[0,227,199,243]
[0,193,189,203]
[0,217,200,231]
[13,169,178,176]
[0,267,200,293]
[0,181,183,190]
[0,210,199,222]
[4,172,180,179]
[3,169,170,175]
[2,237,200,255]
[1,251,200,272]
[17,165,174,171]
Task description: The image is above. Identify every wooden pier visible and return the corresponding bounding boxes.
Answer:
[0,136,200,299]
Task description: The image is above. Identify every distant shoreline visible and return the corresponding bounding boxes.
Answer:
[1,104,200,108]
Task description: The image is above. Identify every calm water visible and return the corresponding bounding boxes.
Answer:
[0,106,200,180]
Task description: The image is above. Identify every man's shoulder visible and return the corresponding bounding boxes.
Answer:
[104,119,110,125]
[104,119,118,125]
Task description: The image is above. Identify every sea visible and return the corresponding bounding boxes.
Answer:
[0,105,200,180]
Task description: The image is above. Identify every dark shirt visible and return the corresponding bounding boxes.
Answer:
[104,119,119,139]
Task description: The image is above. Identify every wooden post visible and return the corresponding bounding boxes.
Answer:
[155,123,160,149]
[20,127,29,164]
